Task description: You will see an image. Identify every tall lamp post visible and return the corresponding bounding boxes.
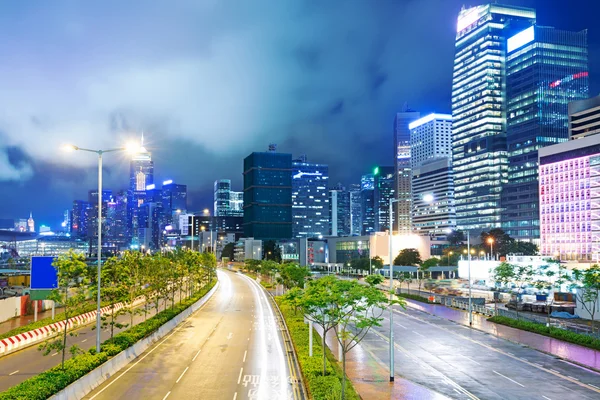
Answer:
[63,142,139,354]
[467,231,473,326]
[487,237,494,261]
[203,208,212,254]
[388,197,401,382]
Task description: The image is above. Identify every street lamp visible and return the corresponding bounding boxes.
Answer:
[203,209,213,254]
[487,237,495,260]
[467,231,473,326]
[387,197,401,382]
[63,141,140,354]
[447,251,453,266]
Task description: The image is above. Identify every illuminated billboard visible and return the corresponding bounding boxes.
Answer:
[507,26,534,53]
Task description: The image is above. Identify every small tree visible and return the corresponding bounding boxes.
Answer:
[96,257,130,339]
[365,274,383,287]
[280,264,310,290]
[492,262,533,319]
[394,248,422,266]
[221,242,235,260]
[571,265,600,334]
[397,272,412,294]
[39,250,89,369]
[532,261,569,327]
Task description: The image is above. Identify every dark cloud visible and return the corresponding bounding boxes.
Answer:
[0,0,598,228]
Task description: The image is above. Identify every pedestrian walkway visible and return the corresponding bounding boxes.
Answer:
[314,324,451,400]
[0,307,61,336]
[404,298,600,372]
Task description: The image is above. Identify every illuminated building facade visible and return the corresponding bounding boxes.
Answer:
[349,184,362,236]
[539,134,600,261]
[569,95,600,140]
[71,200,91,238]
[214,179,243,217]
[374,166,395,232]
[292,156,329,238]
[127,142,154,246]
[243,149,293,240]
[360,174,375,235]
[329,183,351,237]
[452,4,535,234]
[394,110,420,233]
[502,26,589,242]
[409,113,453,170]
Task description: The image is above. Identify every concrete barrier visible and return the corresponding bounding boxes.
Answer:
[49,281,220,400]
[0,297,145,357]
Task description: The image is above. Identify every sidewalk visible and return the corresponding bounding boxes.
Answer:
[0,307,61,336]
[404,299,600,371]
[314,325,451,400]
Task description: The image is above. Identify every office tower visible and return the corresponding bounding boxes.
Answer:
[394,110,420,233]
[128,140,154,246]
[502,26,588,242]
[349,184,362,236]
[27,212,34,233]
[161,180,187,232]
[86,189,112,243]
[360,174,375,235]
[539,134,600,261]
[373,166,395,232]
[569,95,600,140]
[292,155,329,238]
[409,114,453,171]
[105,191,129,249]
[412,158,456,238]
[452,4,536,234]
[243,148,293,240]
[214,180,243,218]
[71,200,91,238]
[329,183,351,237]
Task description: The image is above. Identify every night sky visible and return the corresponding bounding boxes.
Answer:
[0,0,598,229]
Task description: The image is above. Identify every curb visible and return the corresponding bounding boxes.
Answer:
[48,282,219,400]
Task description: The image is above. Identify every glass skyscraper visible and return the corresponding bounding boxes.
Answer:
[452,4,535,234]
[502,26,588,242]
[243,150,293,240]
[360,174,375,235]
[329,183,351,237]
[394,110,420,233]
[128,143,154,245]
[374,166,395,232]
[292,156,329,238]
[214,179,243,217]
[349,184,362,236]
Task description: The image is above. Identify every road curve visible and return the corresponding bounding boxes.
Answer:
[84,269,294,400]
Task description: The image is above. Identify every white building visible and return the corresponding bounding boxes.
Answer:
[409,113,453,171]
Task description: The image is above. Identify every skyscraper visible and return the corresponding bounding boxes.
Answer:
[360,174,375,235]
[329,183,351,237]
[349,184,362,236]
[214,179,243,217]
[243,148,293,240]
[292,156,329,238]
[502,26,589,242]
[162,180,187,229]
[374,166,395,232]
[452,4,536,234]
[71,200,91,239]
[569,95,600,140]
[27,212,34,233]
[394,110,420,234]
[128,140,154,246]
[409,113,453,171]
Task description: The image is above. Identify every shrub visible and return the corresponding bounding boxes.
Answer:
[0,280,216,400]
[488,315,600,351]
[276,299,360,400]
[397,293,434,304]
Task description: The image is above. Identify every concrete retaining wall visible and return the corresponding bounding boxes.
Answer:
[50,281,219,400]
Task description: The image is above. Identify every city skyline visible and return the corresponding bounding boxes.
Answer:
[0,0,598,229]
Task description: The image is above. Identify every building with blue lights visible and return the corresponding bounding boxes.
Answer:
[360,174,375,235]
[452,4,535,235]
[394,110,420,233]
[292,155,329,238]
[374,166,395,232]
[127,144,154,246]
[329,183,351,237]
[243,148,293,240]
[502,26,588,242]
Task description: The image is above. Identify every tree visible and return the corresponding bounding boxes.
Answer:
[245,259,261,274]
[393,248,422,266]
[280,264,310,290]
[570,265,600,334]
[39,250,89,369]
[365,274,383,287]
[447,230,465,246]
[96,257,129,339]
[421,258,440,268]
[371,256,384,270]
[263,240,282,263]
[349,257,369,272]
[509,241,538,256]
[221,243,235,260]
[532,261,569,327]
[397,272,412,293]
[491,262,533,319]
[119,251,145,326]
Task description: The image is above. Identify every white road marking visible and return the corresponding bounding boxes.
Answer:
[459,354,481,365]
[542,396,552,400]
[243,350,247,363]
[192,349,201,362]
[162,392,171,400]
[233,393,237,400]
[238,367,243,384]
[507,352,514,356]
[52,353,58,356]
[493,370,525,387]
[8,370,18,376]
[82,339,88,343]
[227,332,233,339]
[453,388,461,394]
[590,384,600,389]
[550,369,560,374]
[412,330,425,338]
[176,366,189,383]
[395,322,407,329]
[568,376,579,381]
[535,363,544,367]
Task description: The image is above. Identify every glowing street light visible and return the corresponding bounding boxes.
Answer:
[62,140,142,354]
[487,237,495,260]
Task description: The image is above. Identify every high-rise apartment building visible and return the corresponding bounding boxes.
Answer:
[243,149,293,240]
[214,179,243,217]
[412,158,456,238]
[374,166,395,232]
[292,156,329,238]
[409,114,453,170]
[452,4,536,234]
[128,141,154,245]
[360,174,375,235]
[569,95,600,140]
[349,184,362,236]
[502,26,589,242]
[329,183,351,237]
[394,110,420,233]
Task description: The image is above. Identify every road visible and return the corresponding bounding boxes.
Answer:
[356,302,600,400]
[0,289,185,390]
[84,269,295,400]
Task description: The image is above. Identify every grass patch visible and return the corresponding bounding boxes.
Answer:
[397,292,434,304]
[276,299,360,400]
[488,315,600,351]
[0,280,216,400]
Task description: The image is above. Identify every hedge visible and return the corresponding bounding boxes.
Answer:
[276,299,360,400]
[488,315,600,351]
[397,293,434,304]
[0,280,216,400]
